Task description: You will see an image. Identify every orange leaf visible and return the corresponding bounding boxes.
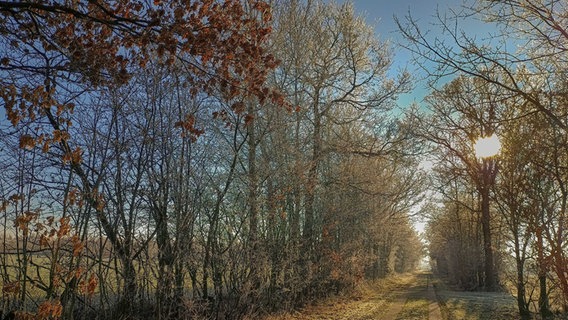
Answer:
[19,134,36,150]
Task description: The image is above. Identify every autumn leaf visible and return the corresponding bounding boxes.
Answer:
[85,273,98,296]
[37,300,63,319]
[175,114,204,141]
[19,134,36,150]
[71,234,84,257]
[15,211,38,236]
[57,216,71,238]
[244,113,255,126]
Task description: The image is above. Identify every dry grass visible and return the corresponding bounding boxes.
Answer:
[395,298,429,320]
[261,273,419,320]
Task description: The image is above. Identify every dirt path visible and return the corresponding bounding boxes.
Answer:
[388,272,442,320]
[427,274,443,320]
[264,272,443,320]
[263,271,523,320]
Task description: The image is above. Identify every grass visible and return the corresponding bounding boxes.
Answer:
[1,254,53,299]
[395,298,429,320]
[1,251,124,302]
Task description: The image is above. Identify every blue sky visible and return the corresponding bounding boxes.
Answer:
[342,0,461,36]
[336,0,498,108]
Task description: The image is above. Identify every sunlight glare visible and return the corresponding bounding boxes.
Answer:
[474,134,501,158]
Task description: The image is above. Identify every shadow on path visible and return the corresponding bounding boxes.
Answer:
[381,271,442,320]
[432,276,519,320]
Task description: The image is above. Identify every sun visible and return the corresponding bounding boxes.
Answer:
[474,134,501,158]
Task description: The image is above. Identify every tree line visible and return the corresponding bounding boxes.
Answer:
[0,1,424,319]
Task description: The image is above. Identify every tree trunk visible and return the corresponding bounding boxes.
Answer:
[154,205,175,319]
[247,102,259,289]
[514,241,530,318]
[480,162,496,291]
[304,97,321,268]
[536,227,553,319]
